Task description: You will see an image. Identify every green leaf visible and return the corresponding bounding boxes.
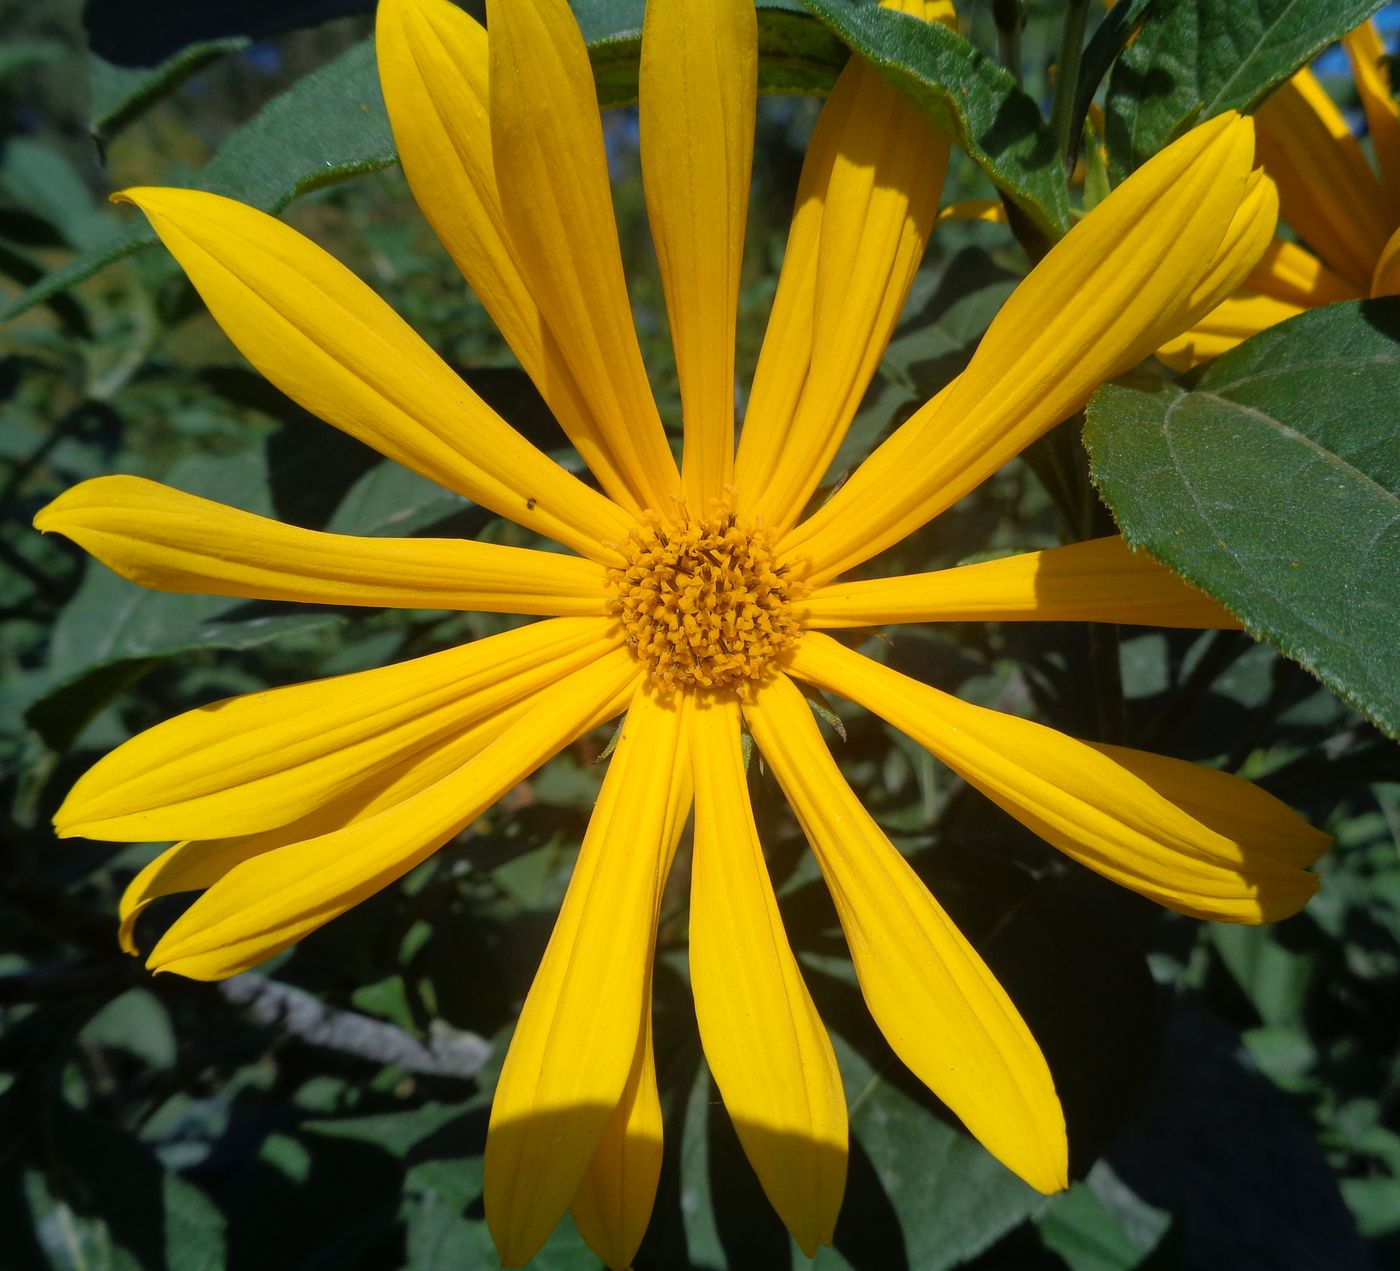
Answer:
[1084,300,1400,739]
[1037,1180,1158,1271]
[78,988,177,1070]
[796,0,1072,238]
[90,37,250,143]
[814,1029,1045,1269]
[1105,0,1388,174]
[4,38,394,323]
[5,3,848,322]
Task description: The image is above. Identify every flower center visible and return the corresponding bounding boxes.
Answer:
[607,511,805,692]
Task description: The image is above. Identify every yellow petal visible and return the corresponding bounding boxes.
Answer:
[790,634,1326,923]
[1156,292,1309,371]
[1153,176,1316,369]
[689,695,846,1255]
[936,198,1008,226]
[1254,66,1393,289]
[744,672,1068,1196]
[1168,168,1279,330]
[735,0,952,533]
[485,687,690,1267]
[118,696,536,954]
[570,1008,665,1271]
[56,617,620,842]
[36,476,607,616]
[1343,20,1400,223]
[114,186,630,563]
[376,0,658,515]
[1246,237,1360,308]
[486,0,680,518]
[1085,743,1331,872]
[640,0,755,511]
[783,113,1258,584]
[149,652,640,979]
[569,719,694,1271]
[1372,225,1400,298]
[802,537,1241,629]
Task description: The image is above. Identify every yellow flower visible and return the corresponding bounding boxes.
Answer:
[36,0,1328,1264]
[1160,16,1400,368]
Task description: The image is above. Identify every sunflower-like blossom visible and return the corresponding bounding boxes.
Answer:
[1160,16,1400,368]
[36,0,1329,1265]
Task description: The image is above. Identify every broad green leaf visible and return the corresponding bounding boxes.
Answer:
[1085,300,1400,739]
[1036,1179,1159,1271]
[811,1027,1046,1269]
[5,4,847,322]
[796,0,1072,237]
[1105,0,1388,174]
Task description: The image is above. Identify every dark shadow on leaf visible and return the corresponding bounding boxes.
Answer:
[708,1103,795,1271]
[832,1132,910,1271]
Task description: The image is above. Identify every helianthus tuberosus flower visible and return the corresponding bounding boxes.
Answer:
[1160,16,1400,368]
[37,0,1329,1264]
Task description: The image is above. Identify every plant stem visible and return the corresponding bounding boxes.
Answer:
[1049,0,1092,171]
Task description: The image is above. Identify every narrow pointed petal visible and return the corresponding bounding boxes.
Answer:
[486,0,680,517]
[150,653,639,979]
[1084,743,1331,872]
[1343,20,1400,223]
[485,688,690,1267]
[790,635,1326,923]
[1158,231,1363,369]
[118,697,536,954]
[803,537,1240,629]
[1254,67,1393,289]
[36,476,607,616]
[377,0,657,513]
[1372,226,1400,298]
[640,0,755,511]
[1156,292,1309,370]
[735,0,952,532]
[56,617,619,842]
[690,695,846,1255]
[744,672,1067,1195]
[1246,237,1360,308]
[116,187,631,562]
[1168,169,1279,330]
[570,732,694,1271]
[569,993,663,1270]
[783,114,1258,584]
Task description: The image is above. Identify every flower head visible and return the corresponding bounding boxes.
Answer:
[1160,16,1400,368]
[36,0,1329,1265]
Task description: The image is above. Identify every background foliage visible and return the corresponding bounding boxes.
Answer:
[2,0,1398,1268]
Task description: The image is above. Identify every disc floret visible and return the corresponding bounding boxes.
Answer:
[607,510,805,692]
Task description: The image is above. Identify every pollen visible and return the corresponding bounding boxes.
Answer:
[607,511,806,693]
